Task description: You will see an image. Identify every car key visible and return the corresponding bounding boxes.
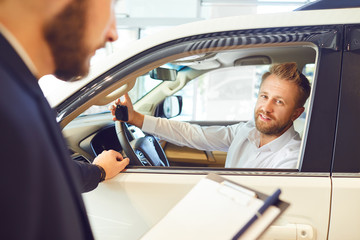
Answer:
[115,104,129,121]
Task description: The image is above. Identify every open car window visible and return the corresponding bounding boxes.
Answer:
[61,22,336,173]
[172,63,314,137]
[173,65,269,122]
[131,45,317,171]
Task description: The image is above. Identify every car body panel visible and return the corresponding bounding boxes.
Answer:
[332,27,360,173]
[83,172,331,240]
[328,175,360,239]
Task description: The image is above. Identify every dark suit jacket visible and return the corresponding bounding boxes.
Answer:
[0,33,98,239]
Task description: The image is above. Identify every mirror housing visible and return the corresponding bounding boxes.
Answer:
[154,96,182,119]
[149,67,177,81]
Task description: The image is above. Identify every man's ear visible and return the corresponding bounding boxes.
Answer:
[291,107,305,121]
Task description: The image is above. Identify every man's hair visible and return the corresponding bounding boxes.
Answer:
[261,62,311,107]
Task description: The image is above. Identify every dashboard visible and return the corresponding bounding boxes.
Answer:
[90,125,123,156]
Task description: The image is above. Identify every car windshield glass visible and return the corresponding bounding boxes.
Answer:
[79,74,163,116]
[129,75,163,103]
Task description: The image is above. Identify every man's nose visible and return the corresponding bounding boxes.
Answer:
[262,100,273,113]
[107,16,119,42]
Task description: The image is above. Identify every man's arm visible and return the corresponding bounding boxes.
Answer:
[74,150,129,193]
[73,161,102,193]
[110,94,235,152]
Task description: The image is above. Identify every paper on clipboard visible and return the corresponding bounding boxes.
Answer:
[140,173,289,240]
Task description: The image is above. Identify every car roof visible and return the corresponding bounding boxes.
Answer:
[42,8,360,108]
[296,0,360,11]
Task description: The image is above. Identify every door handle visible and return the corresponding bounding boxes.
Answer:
[259,224,314,240]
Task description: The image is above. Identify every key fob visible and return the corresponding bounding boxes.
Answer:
[115,105,129,121]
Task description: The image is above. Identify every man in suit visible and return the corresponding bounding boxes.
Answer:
[0,0,128,239]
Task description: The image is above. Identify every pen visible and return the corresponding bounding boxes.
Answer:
[231,189,281,240]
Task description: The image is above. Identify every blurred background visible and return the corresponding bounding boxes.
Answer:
[93,0,316,65]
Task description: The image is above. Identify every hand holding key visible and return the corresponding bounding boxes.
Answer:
[115,104,128,122]
[110,93,145,128]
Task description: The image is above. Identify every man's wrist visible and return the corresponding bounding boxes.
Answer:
[129,111,145,129]
[94,164,106,182]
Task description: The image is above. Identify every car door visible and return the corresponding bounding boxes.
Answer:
[328,24,360,239]
[74,22,344,240]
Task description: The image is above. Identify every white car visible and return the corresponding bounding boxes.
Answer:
[44,7,360,240]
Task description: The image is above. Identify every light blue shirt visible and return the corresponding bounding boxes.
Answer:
[142,115,300,168]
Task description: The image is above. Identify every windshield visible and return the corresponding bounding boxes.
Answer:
[79,74,163,116]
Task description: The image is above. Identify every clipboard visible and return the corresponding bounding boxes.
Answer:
[140,173,289,240]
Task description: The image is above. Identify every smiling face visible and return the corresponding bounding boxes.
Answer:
[254,74,304,137]
[43,0,118,81]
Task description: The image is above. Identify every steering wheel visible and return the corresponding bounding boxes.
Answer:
[115,121,170,167]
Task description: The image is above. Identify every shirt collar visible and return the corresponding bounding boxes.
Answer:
[0,23,38,77]
[248,122,298,152]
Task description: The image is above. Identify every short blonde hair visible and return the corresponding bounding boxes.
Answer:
[261,62,311,107]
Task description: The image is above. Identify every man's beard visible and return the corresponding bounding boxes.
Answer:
[254,110,292,136]
[43,1,90,81]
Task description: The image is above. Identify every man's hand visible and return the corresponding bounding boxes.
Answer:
[92,150,129,180]
[109,93,145,128]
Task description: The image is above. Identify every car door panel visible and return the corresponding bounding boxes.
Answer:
[83,172,331,240]
[328,25,360,239]
[163,143,208,163]
[163,143,226,167]
[328,176,360,239]
[211,151,227,164]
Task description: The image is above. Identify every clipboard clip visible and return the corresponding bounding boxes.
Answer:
[218,181,257,206]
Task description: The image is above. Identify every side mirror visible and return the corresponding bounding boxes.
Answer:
[149,67,177,81]
[154,96,183,119]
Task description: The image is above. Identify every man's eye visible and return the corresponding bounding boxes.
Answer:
[276,100,283,104]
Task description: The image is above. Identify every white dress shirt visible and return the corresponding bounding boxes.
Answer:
[142,115,300,169]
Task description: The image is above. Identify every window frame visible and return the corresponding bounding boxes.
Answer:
[57,24,344,173]
[332,24,360,174]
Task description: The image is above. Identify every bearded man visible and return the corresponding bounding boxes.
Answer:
[0,0,128,239]
[111,62,311,169]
